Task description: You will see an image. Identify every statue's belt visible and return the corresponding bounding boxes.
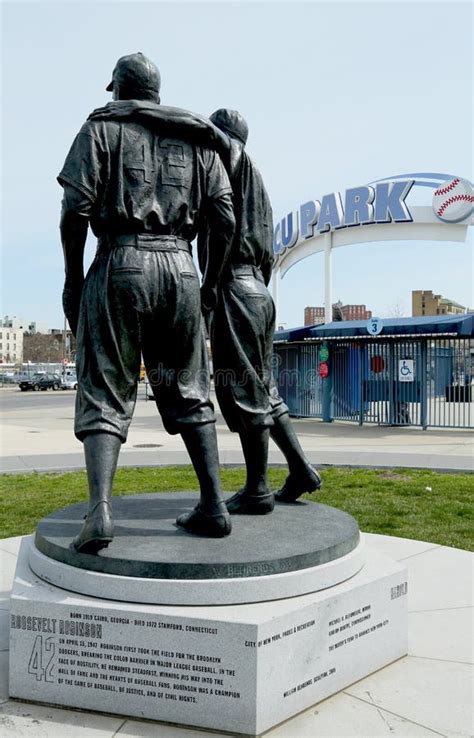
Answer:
[99,234,191,253]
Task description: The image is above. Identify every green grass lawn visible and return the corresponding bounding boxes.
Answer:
[0,466,472,550]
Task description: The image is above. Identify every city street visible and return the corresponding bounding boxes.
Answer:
[1,385,472,474]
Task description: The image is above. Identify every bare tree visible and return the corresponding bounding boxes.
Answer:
[23,333,63,363]
[386,300,407,318]
[332,300,344,321]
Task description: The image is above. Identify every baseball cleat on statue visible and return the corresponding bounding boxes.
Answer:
[225,488,275,515]
[72,500,114,554]
[176,505,232,537]
[274,467,322,503]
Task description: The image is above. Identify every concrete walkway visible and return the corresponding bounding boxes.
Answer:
[0,386,472,473]
[1,533,472,737]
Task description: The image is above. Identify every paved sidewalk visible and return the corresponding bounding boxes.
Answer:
[1,533,472,737]
[0,387,472,473]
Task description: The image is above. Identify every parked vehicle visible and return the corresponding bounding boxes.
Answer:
[0,374,17,385]
[19,373,62,392]
[61,376,78,390]
[11,372,32,384]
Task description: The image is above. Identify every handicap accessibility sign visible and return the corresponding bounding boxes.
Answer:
[398,359,414,382]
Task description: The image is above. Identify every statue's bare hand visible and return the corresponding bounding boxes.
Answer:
[201,284,218,314]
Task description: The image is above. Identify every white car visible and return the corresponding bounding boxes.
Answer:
[61,376,78,390]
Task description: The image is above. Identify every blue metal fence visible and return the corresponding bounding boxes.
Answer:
[274,336,473,429]
[274,343,323,418]
[427,338,473,428]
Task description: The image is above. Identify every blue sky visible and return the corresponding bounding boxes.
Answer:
[1,0,472,329]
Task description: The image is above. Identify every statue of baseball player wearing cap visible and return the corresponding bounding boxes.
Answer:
[200,109,322,512]
[59,53,236,551]
[89,99,322,510]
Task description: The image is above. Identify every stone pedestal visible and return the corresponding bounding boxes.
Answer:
[9,494,408,735]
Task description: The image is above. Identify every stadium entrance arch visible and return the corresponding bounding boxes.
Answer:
[271,173,473,322]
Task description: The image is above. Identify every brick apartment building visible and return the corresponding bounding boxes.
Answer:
[304,306,325,326]
[304,302,372,326]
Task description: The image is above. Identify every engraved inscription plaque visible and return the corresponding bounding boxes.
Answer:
[9,540,408,735]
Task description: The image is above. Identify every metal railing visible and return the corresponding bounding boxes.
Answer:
[426,338,472,428]
[274,343,323,418]
[274,337,473,429]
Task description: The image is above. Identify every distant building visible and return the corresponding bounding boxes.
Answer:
[0,327,24,363]
[0,315,25,331]
[335,302,372,321]
[304,307,325,326]
[304,302,372,326]
[29,320,49,334]
[1,315,50,334]
[412,290,467,317]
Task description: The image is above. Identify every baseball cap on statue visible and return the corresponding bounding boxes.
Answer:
[106,52,161,95]
[209,109,249,145]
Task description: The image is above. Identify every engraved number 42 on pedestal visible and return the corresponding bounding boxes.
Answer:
[28,635,55,682]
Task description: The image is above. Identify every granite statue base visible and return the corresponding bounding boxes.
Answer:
[29,493,364,605]
[9,529,408,735]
